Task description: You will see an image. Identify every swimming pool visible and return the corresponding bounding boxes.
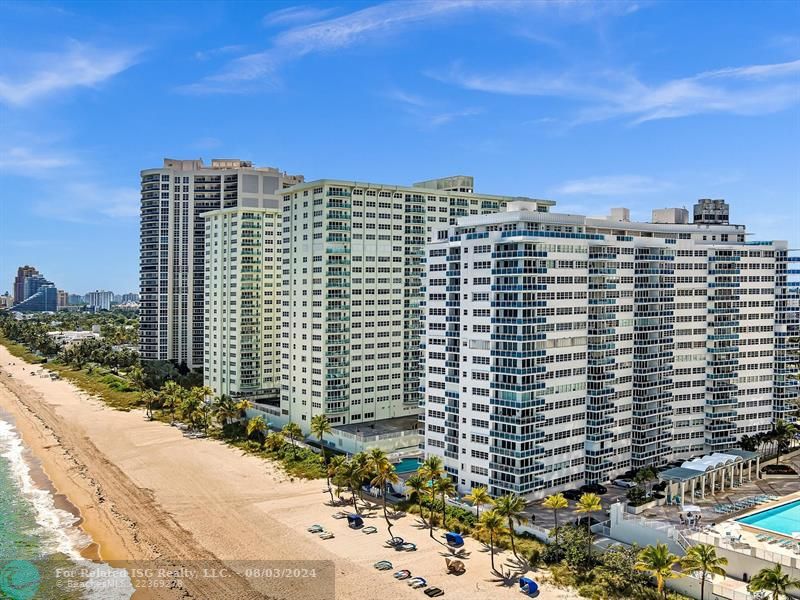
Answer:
[394,458,422,474]
[736,499,800,536]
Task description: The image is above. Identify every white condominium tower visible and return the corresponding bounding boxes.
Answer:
[423,200,798,499]
[279,177,555,446]
[139,158,302,369]
[203,207,282,403]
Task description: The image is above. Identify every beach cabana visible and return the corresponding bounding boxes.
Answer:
[445,532,464,547]
[347,514,364,529]
[519,577,539,596]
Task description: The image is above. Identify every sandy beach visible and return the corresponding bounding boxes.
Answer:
[0,344,578,600]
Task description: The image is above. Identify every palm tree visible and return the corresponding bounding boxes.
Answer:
[576,492,603,564]
[282,422,303,460]
[681,543,728,600]
[128,365,147,394]
[141,389,157,420]
[404,474,427,524]
[494,493,528,558]
[434,476,457,533]
[748,564,800,600]
[635,543,682,600]
[212,394,238,429]
[772,419,798,464]
[464,486,493,520]
[370,456,400,538]
[311,414,333,500]
[246,415,268,447]
[542,492,569,548]
[352,452,371,506]
[419,455,444,538]
[328,455,346,501]
[337,459,363,513]
[234,398,252,421]
[159,380,183,425]
[477,510,507,573]
[264,430,285,452]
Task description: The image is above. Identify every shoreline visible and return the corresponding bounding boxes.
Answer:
[0,344,573,600]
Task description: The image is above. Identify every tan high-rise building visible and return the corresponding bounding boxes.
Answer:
[139,158,302,369]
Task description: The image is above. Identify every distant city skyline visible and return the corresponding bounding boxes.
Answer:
[1,1,798,292]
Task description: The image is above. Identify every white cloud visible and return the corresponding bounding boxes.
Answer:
[33,182,139,223]
[0,146,75,174]
[187,0,636,93]
[433,58,800,124]
[194,45,246,61]
[553,175,672,196]
[0,41,140,106]
[263,5,336,27]
[383,87,481,128]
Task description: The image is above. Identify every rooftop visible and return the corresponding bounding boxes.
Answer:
[333,415,419,440]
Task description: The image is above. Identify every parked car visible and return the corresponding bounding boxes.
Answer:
[562,489,583,501]
[611,478,636,489]
[575,516,601,528]
[580,483,608,495]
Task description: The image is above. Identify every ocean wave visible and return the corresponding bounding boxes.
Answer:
[0,417,135,599]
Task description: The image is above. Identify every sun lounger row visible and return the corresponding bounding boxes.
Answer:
[713,495,778,514]
[754,534,800,550]
[372,560,444,596]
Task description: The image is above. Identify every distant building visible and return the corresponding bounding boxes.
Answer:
[0,293,12,309]
[13,265,39,304]
[12,284,57,313]
[67,293,85,306]
[57,290,69,308]
[85,290,114,311]
[139,157,303,368]
[121,292,139,303]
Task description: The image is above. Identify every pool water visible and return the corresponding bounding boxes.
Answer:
[395,458,422,474]
[737,499,800,535]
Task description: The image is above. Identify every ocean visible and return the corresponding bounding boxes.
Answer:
[0,414,135,600]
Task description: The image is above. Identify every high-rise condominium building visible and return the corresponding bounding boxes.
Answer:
[279,176,555,452]
[11,269,57,313]
[423,201,798,499]
[13,265,39,304]
[57,290,69,308]
[203,207,282,404]
[139,158,302,369]
[85,290,114,311]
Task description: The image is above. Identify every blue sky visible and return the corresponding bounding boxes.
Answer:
[1,0,798,294]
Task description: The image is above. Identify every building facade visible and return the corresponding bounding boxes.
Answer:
[12,284,57,312]
[139,158,302,369]
[422,201,798,499]
[85,290,114,311]
[13,265,38,305]
[279,176,555,439]
[57,290,69,308]
[203,206,282,404]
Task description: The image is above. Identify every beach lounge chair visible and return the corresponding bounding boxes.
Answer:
[424,588,444,598]
[400,543,417,552]
[393,570,412,580]
[332,512,348,519]
[307,524,324,533]
[445,559,465,574]
[374,561,393,571]
[362,526,378,534]
[387,537,404,547]
[319,531,335,540]
[408,577,427,589]
[519,577,539,596]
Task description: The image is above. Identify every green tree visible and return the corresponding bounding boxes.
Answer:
[748,564,800,600]
[404,474,427,524]
[212,394,238,429]
[542,493,569,548]
[282,422,303,460]
[635,543,682,600]
[434,476,457,535]
[576,493,603,565]
[772,419,798,464]
[494,493,528,558]
[310,414,333,500]
[141,389,157,420]
[419,455,443,538]
[369,451,400,538]
[159,380,183,425]
[337,458,364,514]
[264,430,285,452]
[681,543,728,600]
[464,486,493,520]
[477,510,507,573]
[246,415,268,447]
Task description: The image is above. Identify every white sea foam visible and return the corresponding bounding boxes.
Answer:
[0,417,135,599]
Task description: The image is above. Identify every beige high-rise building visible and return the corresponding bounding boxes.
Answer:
[203,207,282,404]
[278,176,551,453]
[139,158,302,369]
